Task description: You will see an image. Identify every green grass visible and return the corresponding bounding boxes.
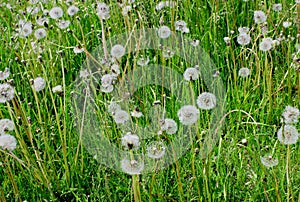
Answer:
[0,0,300,201]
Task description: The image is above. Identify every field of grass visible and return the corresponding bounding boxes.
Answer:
[1,0,300,201]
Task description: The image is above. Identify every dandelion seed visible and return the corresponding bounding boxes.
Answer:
[282,106,300,124]
[0,68,10,80]
[156,1,166,10]
[277,125,299,145]
[177,105,199,125]
[111,44,125,59]
[183,67,199,81]
[190,39,200,47]
[146,141,166,159]
[113,109,130,124]
[36,17,49,27]
[137,57,150,66]
[162,48,175,58]
[121,5,132,16]
[121,158,144,175]
[56,20,70,29]
[49,7,63,19]
[101,84,114,93]
[158,25,171,39]
[108,102,121,115]
[237,33,251,46]
[52,85,62,94]
[131,108,143,118]
[19,22,33,38]
[254,10,267,24]
[0,119,14,135]
[110,64,120,76]
[238,67,250,77]
[0,83,14,103]
[96,2,110,20]
[259,37,273,51]
[260,154,278,168]
[121,132,140,150]
[101,74,114,87]
[79,69,90,78]
[32,77,45,92]
[34,28,47,40]
[67,5,79,16]
[272,4,282,11]
[0,134,17,151]
[197,92,217,110]
[161,118,177,134]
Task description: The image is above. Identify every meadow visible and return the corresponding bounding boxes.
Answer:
[0,0,300,201]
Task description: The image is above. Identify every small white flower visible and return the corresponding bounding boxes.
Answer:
[32,77,45,92]
[67,5,79,16]
[197,92,217,110]
[49,7,63,19]
[237,33,251,46]
[121,132,140,150]
[259,37,273,51]
[0,119,14,135]
[282,106,300,124]
[111,44,125,59]
[96,2,110,20]
[146,141,166,159]
[113,109,130,124]
[34,28,47,39]
[0,134,17,151]
[177,105,199,125]
[254,10,267,24]
[0,68,10,80]
[238,67,250,77]
[0,83,14,103]
[277,125,299,145]
[52,85,62,93]
[121,157,144,175]
[183,67,199,81]
[260,154,278,168]
[161,118,177,134]
[158,25,171,39]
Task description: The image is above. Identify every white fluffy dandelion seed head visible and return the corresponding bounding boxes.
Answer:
[254,10,267,24]
[223,37,231,45]
[238,27,250,34]
[237,33,251,46]
[183,67,199,81]
[121,132,140,150]
[277,125,299,145]
[259,37,273,51]
[0,83,14,103]
[121,5,132,16]
[283,21,292,28]
[131,109,143,118]
[282,106,300,124]
[101,84,114,93]
[34,28,47,40]
[162,48,175,58]
[19,22,33,38]
[67,5,79,16]
[113,109,130,124]
[0,134,17,151]
[101,74,114,87]
[272,3,282,11]
[121,158,144,175]
[146,141,166,159]
[177,105,199,125]
[137,57,150,66]
[161,118,177,134]
[79,69,90,78]
[190,39,200,47]
[36,17,49,26]
[107,102,121,115]
[0,119,14,135]
[260,154,278,168]
[110,64,120,76]
[96,2,110,20]
[56,20,70,29]
[0,68,10,80]
[197,92,217,110]
[49,7,63,19]
[175,20,188,32]
[73,46,84,54]
[32,77,45,92]
[238,67,250,77]
[158,25,171,39]
[111,44,125,59]
[52,85,62,94]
